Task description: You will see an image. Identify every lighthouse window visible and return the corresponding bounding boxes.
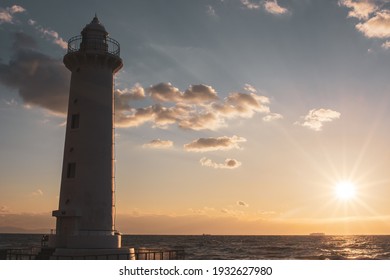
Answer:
[71,114,80,129]
[67,162,76,178]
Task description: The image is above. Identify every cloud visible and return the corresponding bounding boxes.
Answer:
[257,210,278,218]
[147,83,218,104]
[184,135,247,152]
[117,83,219,129]
[189,206,217,215]
[338,1,390,49]
[178,111,225,131]
[8,5,26,14]
[143,139,174,149]
[241,0,261,10]
[296,108,341,131]
[0,33,70,115]
[147,82,182,103]
[381,40,390,48]
[206,5,217,18]
[115,103,191,128]
[338,0,378,20]
[179,91,271,130]
[200,157,242,169]
[28,19,67,49]
[355,10,390,38]
[263,0,289,15]
[214,92,270,118]
[241,0,289,15]
[0,5,26,24]
[154,104,191,128]
[0,206,10,214]
[182,84,219,103]
[1,37,275,131]
[263,112,283,122]
[3,98,18,106]
[12,32,38,50]
[244,83,257,93]
[117,83,275,130]
[115,83,146,110]
[32,189,43,196]
[237,200,249,207]
[115,105,155,128]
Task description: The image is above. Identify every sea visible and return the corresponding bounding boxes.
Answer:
[1,234,390,260]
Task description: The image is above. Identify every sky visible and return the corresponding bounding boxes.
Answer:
[1,0,390,235]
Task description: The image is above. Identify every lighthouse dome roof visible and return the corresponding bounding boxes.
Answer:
[81,15,108,36]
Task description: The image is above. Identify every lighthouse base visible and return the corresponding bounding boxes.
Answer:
[51,247,135,260]
[48,230,123,249]
[66,233,121,249]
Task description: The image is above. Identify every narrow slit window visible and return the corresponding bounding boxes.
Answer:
[71,114,80,129]
[67,162,76,178]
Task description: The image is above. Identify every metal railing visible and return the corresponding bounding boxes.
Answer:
[67,35,120,57]
[135,248,185,260]
[0,247,185,260]
[0,247,42,260]
[50,249,185,260]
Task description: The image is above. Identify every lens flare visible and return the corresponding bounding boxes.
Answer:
[335,181,356,200]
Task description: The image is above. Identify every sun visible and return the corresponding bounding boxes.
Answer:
[335,181,356,200]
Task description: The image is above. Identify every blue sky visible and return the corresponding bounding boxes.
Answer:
[1,0,390,234]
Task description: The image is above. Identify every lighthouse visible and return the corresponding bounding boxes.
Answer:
[49,16,131,258]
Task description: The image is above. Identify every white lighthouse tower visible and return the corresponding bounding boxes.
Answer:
[50,16,131,258]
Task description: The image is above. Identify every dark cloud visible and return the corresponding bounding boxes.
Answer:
[117,83,277,130]
[114,83,146,111]
[115,105,155,128]
[237,200,249,207]
[12,32,38,50]
[27,19,67,49]
[214,92,270,118]
[178,111,222,131]
[0,33,69,115]
[147,82,182,103]
[1,34,276,129]
[184,135,246,152]
[182,84,218,103]
[147,82,218,104]
[143,139,174,149]
[200,157,242,169]
[115,103,189,128]
[226,159,239,167]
